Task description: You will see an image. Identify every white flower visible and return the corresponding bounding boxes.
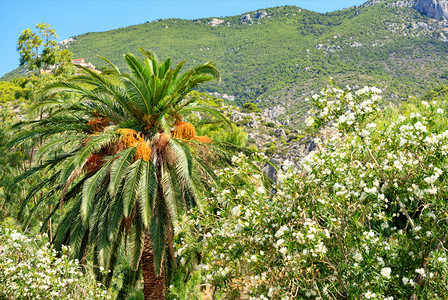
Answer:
[380,267,391,279]
[256,186,265,194]
[438,257,447,263]
[414,122,427,132]
[353,252,363,263]
[338,114,347,124]
[415,268,425,276]
[305,117,315,127]
[232,205,242,217]
[10,232,23,241]
[275,239,285,248]
[274,225,288,238]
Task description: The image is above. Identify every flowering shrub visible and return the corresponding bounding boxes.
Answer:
[0,224,113,299]
[175,85,448,299]
[305,83,382,134]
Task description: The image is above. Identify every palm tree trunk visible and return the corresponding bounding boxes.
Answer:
[142,232,165,299]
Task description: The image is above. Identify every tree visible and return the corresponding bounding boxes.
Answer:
[9,49,234,299]
[17,23,62,72]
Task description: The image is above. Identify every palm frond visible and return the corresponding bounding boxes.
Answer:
[169,140,198,206]
[107,190,124,242]
[178,104,232,130]
[8,152,74,189]
[97,204,112,267]
[69,212,89,261]
[75,132,117,166]
[138,160,157,228]
[97,55,121,74]
[161,162,178,223]
[151,182,168,276]
[109,147,136,197]
[122,158,144,217]
[17,172,60,220]
[81,159,112,224]
[123,53,152,113]
[52,197,81,251]
[129,214,144,271]
[36,136,82,160]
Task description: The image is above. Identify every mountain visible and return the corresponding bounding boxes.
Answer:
[4,0,448,125]
[415,0,448,19]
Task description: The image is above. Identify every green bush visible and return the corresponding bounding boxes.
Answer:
[242,103,261,113]
[176,85,448,299]
[0,221,113,299]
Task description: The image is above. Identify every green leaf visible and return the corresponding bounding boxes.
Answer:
[151,181,168,276]
[81,159,112,224]
[76,132,117,166]
[139,160,157,228]
[109,147,136,197]
[129,214,144,271]
[123,159,144,217]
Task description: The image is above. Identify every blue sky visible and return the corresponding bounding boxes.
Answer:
[0,0,366,77]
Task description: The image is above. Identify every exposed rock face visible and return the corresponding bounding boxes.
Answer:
[386,1,414,7]
[415,0,448,19]
[58,38,74,47]
[239,14,252,24]
[263,163,278,183]
[209,18,224,26]
[274,128,287,138]
[262,105,286,119]
[254,10,268,19]
[247,116,260,129]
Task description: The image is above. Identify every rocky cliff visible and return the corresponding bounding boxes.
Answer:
[415,0,448,19]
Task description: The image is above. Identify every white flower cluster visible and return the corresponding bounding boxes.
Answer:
[305,84,382,134]
[0,226,111,299]
[174,87,448,299]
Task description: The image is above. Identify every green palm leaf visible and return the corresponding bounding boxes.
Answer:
[129,214,144,271]
[109,147,136,197]
[75,132,117,166]
[122,158,144,217]
[139,160,157,228]
[81,159,112,224]
[151,183,168,276]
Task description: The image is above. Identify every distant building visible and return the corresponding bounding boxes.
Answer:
[72,58,86,65]
[72,58,96,70]
[222,93,235,101]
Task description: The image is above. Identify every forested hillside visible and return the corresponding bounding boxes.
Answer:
[4,0,448,125]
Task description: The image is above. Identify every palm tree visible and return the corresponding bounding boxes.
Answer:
[9,49,233,299]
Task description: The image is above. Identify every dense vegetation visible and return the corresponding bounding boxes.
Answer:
[4,1,448,126]
[0,222,112,299]
[3,1,448,298]
[3,58,448,298]
[174,84,448,299]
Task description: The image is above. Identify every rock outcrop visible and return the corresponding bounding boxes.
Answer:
[209,18,224,26]
[239,14,252,24]
[254,10,268,19]
[415,0,448,19]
